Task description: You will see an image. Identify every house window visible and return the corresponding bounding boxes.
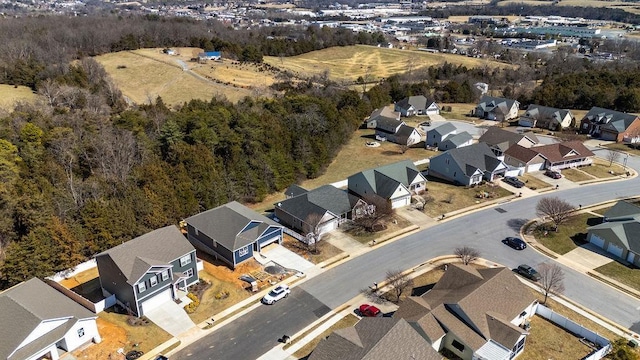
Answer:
[184,268,194,278]
[161,269,169,281]
[137,282,146,293]
[149,276,158,287]
[446,159,450,165]
[512,337,526,358]
[180,254,192,267]
[77,328,85,338]
[239,246,249,256]
[451,340,465,352]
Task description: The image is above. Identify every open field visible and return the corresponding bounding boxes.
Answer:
[498,0,640,14]
[264,45,514,83]
[0,84,39,112]
[96,49,254,107]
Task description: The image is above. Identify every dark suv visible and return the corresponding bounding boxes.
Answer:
[504,236,527,250]
[502,176,525,188]
[544,170,562,179]
[516,264,541,281]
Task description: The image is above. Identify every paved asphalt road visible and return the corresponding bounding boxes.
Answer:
[175,148,640,360]
[173,288,329,360]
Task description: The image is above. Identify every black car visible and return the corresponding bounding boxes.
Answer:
[544,170,562,179]
[504,236,527,250]
[502,176,525,188]
[516,264,541,281]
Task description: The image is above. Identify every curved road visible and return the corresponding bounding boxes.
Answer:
[175,148,640,360]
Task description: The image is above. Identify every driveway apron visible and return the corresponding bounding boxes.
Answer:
[145,300,197,337]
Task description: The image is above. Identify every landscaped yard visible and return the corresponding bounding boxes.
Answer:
[580,158,626,178]
[343,213,414,244]
[519,173,552,191]
[595,261,640,292]
[533,212,599,255]
[292,314,360,359]
[422,177,513,218]
[561,168,595,182]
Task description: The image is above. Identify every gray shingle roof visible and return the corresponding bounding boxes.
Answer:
[186,201,281,251]
[396,95,430,112]
[603,201,640,220]
[0,278,96,360]
[96,225,195,284]
[395,264,534,352]
[442,132,473,147]
[369,106,400,122]
[589,220,640,254]
[583,107,639,133]
[276,185,359,226]
[477,95,519,114]
[308,317,441,360]
[430,122,457,137]
[523,104,572,126]
[441,142,504,175]
[349,160,422,200]
[478,127,538,150]
[284,184,308,198]
[394,125,418,144]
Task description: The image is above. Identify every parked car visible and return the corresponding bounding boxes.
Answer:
[502,176,525,188]
[544,170,562,179]
[503,236,527,250]
[516,264,541,281]
[262,284,290,304]
[359,304,382,317]
[155,356,169,360]
[125,351,144,360]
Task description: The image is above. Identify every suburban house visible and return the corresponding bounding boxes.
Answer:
[365,106,401,129]
[394,264,538,360]
[0,278,101,360]
[503,145,547,173]
[95,225,199,317]
[426,122,474,151]
[518,104,574,130]
[185,201,284,269]
[308,317,442,360]
[348,160,427,209]
[395,95,440,117]
[474,95,520,122]
[579,107,640,142]
[197,51,222,62]
[372,117,421,146]
[428,142,510,186]
[274,185,371,236]
[587,201,640,266]
[529,141,594,170]
[478,127,538,158]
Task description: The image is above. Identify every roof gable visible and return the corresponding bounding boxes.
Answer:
[349,160,422,199]
[442,143,505,174]
[431,122,457,137]
[478,127,538,148]
[604,201,640,220]
[530,141,594,163]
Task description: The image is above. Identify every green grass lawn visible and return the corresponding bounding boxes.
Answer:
[561,168,595,182]
[595,261,640,292]
[422,178,513,218]
[534,213,600,255]
[519,173,552,191]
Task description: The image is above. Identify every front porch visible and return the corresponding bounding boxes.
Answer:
[549,158,593,171]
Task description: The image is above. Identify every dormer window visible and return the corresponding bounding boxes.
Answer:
[161,269,169,281]
[180,254,192,267]
[149,276,158,287]
[137,282,146,293]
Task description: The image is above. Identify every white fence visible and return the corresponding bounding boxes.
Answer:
[536,304,611,360]
[47,259,97,283]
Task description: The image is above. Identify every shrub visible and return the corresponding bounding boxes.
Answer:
[215,290,230,300]
[183,292,200,314]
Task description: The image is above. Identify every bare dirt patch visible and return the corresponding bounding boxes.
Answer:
[58,267,99,288]
[73,317,128,359]
[281,234,344,264]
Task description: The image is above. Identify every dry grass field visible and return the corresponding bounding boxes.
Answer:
[263,45,514,83]
[0,84,39,111]
[498,0,640,14]
[96,48,256,107]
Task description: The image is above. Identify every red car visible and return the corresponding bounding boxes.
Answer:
[359,304,382,317]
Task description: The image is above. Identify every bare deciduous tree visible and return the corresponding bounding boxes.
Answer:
[303,212,325,254]
[352,194,394,233]
[398,143,409,154]
[385,269,414,303]
[606,150,621,167]
[538,262,565,304]
[536,197,574,231]
[454,246,480,265]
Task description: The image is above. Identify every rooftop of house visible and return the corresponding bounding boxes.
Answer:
[583,107,639,133]
[477,95,519,112]
[523,104,572,121]
[429,122,457,137]
[396,95,430,111]
[348,160,422,199]
[530,140,594,163]
[604,200,640,220]
[442,131,473,147]
[96,225,195,285]
[504,144,543,163]
[369,106,400,121]
[438,142,504,176]
[478,127,538,151]
[276,185,361,224]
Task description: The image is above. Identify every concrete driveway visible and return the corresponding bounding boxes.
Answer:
[260,244,315,272]
[145,300,198,337]
[560,243,613,272]
[527,170,580,190]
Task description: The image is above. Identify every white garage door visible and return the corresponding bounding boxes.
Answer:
[318,220,338,235]
[607,243,624,258]
[590,234,605,248]
[141,288,172,314]
[527,163,544,172]
[259,234,281,249]
[391,197,410,209]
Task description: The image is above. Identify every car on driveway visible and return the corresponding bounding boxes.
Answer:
[502,176,525,188]
[262,284,290,305]
[544,170,562,179]
[503,236,527,250]
[358,304,382,317]
[516,264,541,281]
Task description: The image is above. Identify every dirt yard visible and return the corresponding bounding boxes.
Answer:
[59,267,99,288]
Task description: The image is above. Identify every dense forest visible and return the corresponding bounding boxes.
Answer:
[3,13,640,288]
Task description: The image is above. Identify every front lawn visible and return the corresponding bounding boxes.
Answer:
[422,177,513,218]
[282,234,344,264]
[560,168,594,182]
[343,214,414,244]
[580,158,626,178]
[533,213,599,255]
[605,142,640,157]
[97,310,172,356]
[519,173,552,191]
[595,262,640,292]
